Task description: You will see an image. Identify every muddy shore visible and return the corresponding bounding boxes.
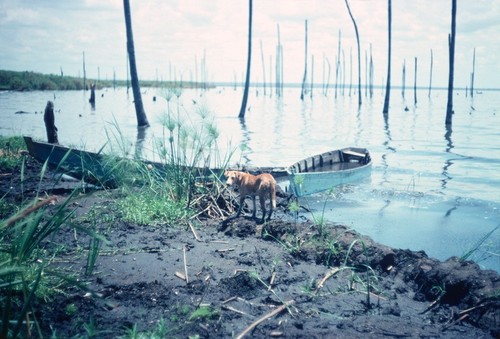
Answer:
[1,155,498,338]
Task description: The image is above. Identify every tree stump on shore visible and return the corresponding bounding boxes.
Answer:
[89,83,96,104]
[43,101,59,144]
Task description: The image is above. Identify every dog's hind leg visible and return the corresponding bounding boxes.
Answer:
[259,195,267,223]
[251,195,257,219]
[235,195,246,218]
[266,191,274,221]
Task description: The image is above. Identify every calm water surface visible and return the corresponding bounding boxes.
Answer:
[1,86,499,272]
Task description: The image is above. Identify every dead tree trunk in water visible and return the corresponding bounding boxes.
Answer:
[275,24,283,97]
[470,47,475,98]
[82,51,87,90]
[335,30,341,99]
[369,44,374,98]
[445,0,457,126]
[310,55,314,98]
[349,47,353,96]
[401,59,406,99]
[382,0,392,115]
[428,49,433,98]
[364,50,368,97]
[300,20,308,100]
[344,0,361,107]
[413,57,417,105]
[260,40,266,96]
[123,0,149,127]
[238,0,252,118]
[325,57,331,96]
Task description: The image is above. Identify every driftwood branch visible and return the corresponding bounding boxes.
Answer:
[314,267,340,293]
[183,245,189,284]
[235,300,294,339]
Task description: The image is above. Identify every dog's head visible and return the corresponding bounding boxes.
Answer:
[224,170,240,186]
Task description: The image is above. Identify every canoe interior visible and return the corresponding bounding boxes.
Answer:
[288,148,371,174]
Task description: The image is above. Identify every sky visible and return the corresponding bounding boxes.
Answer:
[1,0,499,89]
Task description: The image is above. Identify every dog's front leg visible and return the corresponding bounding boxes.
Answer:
[235,196,245,218]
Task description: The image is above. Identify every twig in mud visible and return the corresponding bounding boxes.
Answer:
[183,245,189,284]
[196,275,212,308]
[314,267,340,293]
[235,300,295,339]
[360,290,387,301]
[442,313,469,331]
[210,240,229,244]
[222,296,238,304]
[458,303,486,315]
[4,196,57,227]
[188,222,201,241]
[175,272,186,281]
[215,248,235,253]
[268,271,276,291]
[222,305,252,317]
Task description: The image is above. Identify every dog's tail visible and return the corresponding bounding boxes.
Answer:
[271,182,277,209]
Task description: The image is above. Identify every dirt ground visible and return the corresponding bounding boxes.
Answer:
[1,155,499,338]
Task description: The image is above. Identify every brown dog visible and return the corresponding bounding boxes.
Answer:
[224,170,277,222]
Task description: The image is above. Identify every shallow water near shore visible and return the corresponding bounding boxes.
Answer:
[1,86,499,271]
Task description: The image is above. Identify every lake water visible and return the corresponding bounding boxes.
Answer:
[1,86,499,272]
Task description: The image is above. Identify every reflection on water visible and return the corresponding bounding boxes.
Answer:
[134,126,147,159]
[238,117,251,166]
[1,87,499,271]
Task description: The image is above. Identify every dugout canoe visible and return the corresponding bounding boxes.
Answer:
[24,136,371,195]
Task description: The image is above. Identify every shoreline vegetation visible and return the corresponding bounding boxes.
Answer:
[1,69,499,92]
[0,69,209,92]
[0,135,498,338]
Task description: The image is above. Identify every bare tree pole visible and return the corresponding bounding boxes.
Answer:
[123,0,149,127]
[335,30,341,99]
[276,24,281,97]
[310,55,314,98]
[428,49,433,98]
[238,0,252,118]
[445,0,457,126]
[300,20,308,100]
[382,0,392,115]
[364,49,368,97]
[342,49,346,96]
[82,51,87,90]
[280,39,284,96]
[349,47,353,97]
[325,57,331,96]
[126,53,130,93]
[269,55,273,98]
[401,59,406,98]
[322,53,326,95]
[344,0,362,107]
[413,57,418,105]
[470,47,475,98]
[369,44,374,98]
[260,40,266,96]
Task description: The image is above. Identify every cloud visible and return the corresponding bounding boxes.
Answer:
[0,0,499,88]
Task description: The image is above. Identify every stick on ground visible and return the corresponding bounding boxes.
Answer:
[235,300,294,339]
